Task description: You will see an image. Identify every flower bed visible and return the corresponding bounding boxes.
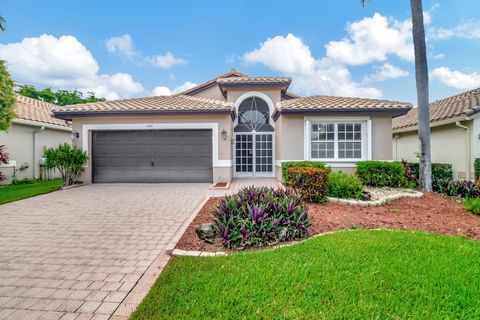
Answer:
[175,192,480,253]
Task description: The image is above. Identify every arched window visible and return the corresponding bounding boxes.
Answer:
[237,97,270,132]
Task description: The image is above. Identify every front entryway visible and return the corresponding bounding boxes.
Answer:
[234,133,273,177]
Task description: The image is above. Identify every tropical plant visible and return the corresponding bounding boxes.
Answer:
[361,0,432,192]
[433,179,480,198]
[0,61,16,131]
[43,143,88,187]
[327,172,364,199]
[286,167,329,202]
[0,145,9,182]
[211,186,309,249]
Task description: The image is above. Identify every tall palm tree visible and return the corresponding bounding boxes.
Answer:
[361,0,432,191]
[0,15,6,31]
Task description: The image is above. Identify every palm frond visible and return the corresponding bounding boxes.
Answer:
[0,16,7,32]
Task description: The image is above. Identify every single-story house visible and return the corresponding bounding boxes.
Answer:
[0,95,72,183]
[392,87,480,179]
[53,70,412,184]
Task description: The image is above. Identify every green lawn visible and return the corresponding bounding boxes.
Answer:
[131,230,480,320]
[0,179,63,204]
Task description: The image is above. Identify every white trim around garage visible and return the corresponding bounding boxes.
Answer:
[81,123,232,167]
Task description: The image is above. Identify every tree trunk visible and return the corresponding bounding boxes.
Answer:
[410,0,432,191]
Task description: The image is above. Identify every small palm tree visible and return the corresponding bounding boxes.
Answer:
[361,0,432,191]
[0,15,6,31]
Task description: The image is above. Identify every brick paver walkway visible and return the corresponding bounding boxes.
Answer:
[0,184,213,320]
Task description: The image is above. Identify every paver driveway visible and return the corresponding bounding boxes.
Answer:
[0,184,213,320]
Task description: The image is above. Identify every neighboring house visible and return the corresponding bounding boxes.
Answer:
[53,70,412,184]
[0,95,72,182]
[392,87,480,179]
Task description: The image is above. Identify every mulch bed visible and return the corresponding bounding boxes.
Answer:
[175,193,480,253]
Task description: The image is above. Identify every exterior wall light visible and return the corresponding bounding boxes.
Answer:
[70,131,80,140]
[221,129,228,140]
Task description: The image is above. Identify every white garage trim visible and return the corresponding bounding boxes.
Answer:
[81,123,231,167]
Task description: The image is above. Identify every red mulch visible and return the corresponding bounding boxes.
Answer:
[175,193,480,252]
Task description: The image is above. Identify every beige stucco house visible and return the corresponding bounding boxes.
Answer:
[0,95,72,182]
[392,87,480,179]
[54,70,412,184]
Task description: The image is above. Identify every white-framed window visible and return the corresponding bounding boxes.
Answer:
[307,120,368,161]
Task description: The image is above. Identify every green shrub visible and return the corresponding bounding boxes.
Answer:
[43,143,88,187]
[475,159,480,181]
[407,162,453,183]
[356,161,405,187]
[12,178,39,185]
[286,167,329,202]
[327,172,363,199]
[211,186,309,248]
[462,197,480,215]
[281,161,330,183]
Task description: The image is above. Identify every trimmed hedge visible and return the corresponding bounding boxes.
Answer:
[286,167,329,202]
[281,161,330,183]
[475,158,480,181]
[408,162,453,182]
[356,161,405,187]
[327,172,363,199]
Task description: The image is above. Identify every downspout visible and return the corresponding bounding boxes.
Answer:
[456,121,471,180]
[393,134,400,161]
[33,126,45,179]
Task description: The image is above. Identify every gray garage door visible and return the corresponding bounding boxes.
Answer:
[92,129,213,183]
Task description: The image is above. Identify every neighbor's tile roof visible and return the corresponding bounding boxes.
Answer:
[392,87,480,130]
[217,76,292,85]
[53,95,235,119]
[277,95,412,114]
[15,95,69,127]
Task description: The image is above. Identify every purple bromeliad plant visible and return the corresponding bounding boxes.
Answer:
[211,186,309,249]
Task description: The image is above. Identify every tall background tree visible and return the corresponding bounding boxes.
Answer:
[17,85,105,106]
[361,0,432,191]
[0,61,16,131]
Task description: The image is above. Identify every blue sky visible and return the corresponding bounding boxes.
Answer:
[1,0,479,103]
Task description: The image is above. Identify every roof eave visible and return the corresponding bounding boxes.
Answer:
[54,109,235,121]
[392,115,469,133]
[273,107,411,121]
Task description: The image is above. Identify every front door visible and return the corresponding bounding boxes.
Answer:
[235,133,273,177]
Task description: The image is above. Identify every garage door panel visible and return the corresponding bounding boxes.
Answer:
[93,129,213,183]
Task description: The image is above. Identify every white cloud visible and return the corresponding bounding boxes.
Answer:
[172,81,197,94]
[293,59,382,98]
[152,81,197,96]
[106,34,186,69]
[106,34,135,57]
[363,63,409,83]
[429,21,480,40]
[152,86,171,96]
[0,34,144,100]
[325,13,414,65]
[431,67,480,90]
[244,33,315,74]
[146,52,186,69]
[243,33,382,98]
